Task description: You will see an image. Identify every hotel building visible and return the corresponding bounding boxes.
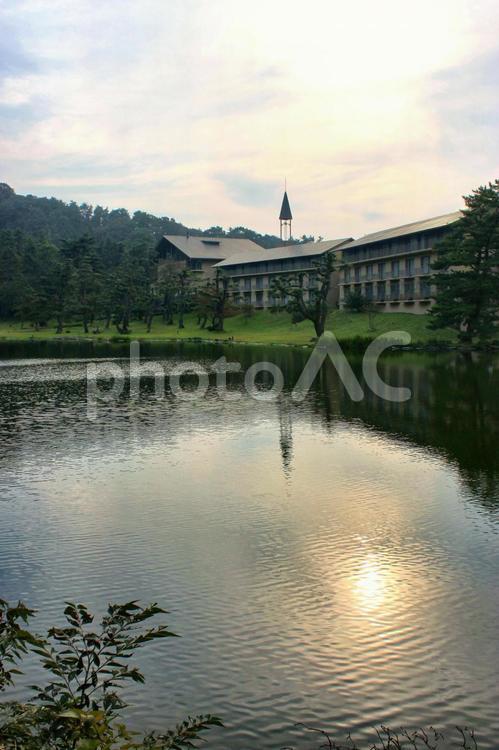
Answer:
[214,237,351,309]
[155,193,464,315]
[339,212,462,314]
[156,234,263,279]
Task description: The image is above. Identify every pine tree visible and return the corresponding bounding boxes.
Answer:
[62,235,102,333]
[431,181,499,344]
[271,250,337,337]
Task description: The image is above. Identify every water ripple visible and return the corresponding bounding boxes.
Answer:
[1,354,499,748]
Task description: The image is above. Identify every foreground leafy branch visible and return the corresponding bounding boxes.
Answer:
[0,599,38,691]
[0,599,222,749]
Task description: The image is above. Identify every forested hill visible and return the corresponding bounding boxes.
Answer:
[0,182,314,326]
[0,182,291,249]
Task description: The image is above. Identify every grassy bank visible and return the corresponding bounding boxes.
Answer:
[0,310,455,347]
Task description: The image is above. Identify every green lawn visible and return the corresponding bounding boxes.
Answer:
[0,311,455,347]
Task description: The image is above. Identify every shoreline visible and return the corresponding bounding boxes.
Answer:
[1,310,495,352]
[0,332,494,353]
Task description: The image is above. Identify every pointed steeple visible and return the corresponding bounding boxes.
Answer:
[279,187,293,242]
[279,191,293,221]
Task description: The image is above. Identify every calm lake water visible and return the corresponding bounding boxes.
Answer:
[1,340,499,749]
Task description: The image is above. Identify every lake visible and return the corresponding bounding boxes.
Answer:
[1,340,498,749]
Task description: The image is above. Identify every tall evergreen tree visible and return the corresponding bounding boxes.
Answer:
[13,237,60,329]
[431,181,499,344]
[110,236,156,334]
[62,235,102,333]
[176,268,195,330]
[0,230,25,318]
[194,270,235,332]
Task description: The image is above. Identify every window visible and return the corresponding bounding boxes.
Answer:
[255,277,263,290]
[390,280,400,300]
[244,278,251,291]
[420,278,432,298]
[366,264,373,280]
[255,291,264,307]
[404,279,414,298]
[354,266,361,282]
[344,267,351,283]
[406,257,414,276]
[392,259,400,277]
[378,262,385,280]
[377,281,386,301]
[189,259,202,270]
[308,273,318,289]
[421,255,430,274]
[365,283,373,301]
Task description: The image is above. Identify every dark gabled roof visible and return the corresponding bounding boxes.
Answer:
[343,211,462,250]
[215,238,351,268]
[158,235,263,260]
[279,191,293,221]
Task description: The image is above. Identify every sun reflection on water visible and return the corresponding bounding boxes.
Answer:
[354,554,387,610]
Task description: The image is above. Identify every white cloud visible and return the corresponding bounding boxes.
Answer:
[1,0,499,237]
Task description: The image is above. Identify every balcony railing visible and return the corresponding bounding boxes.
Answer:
[373,292,432,303]
[343,267,432,284]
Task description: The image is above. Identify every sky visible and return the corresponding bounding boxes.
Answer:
[1,0,499,239]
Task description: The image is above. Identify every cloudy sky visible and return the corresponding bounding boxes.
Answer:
[1,0,499,238]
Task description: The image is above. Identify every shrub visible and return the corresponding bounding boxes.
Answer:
[0,599,222,749]
[343,290,367,313]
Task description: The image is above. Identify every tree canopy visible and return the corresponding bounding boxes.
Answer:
[431,181,499,343]
[0,183,291,249]
[271,251,338,337]
[0,184,312,333]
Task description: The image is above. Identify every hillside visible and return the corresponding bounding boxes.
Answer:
[0,182,296,249]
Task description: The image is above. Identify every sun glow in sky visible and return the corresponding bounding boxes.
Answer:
[1,0,499,237]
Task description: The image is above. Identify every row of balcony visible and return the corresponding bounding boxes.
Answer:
[229,262,316,277]
[235,281,318,292]
[362,292,432,303]
[343,268,431,282]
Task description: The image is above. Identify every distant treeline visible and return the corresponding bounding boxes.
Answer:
[0,182,302,248]
[0,182,313,332]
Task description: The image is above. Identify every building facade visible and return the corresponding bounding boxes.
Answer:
[156,235,263,279]
[156,199,464,316]
[339,212,461,314]
[214,239,350,309]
